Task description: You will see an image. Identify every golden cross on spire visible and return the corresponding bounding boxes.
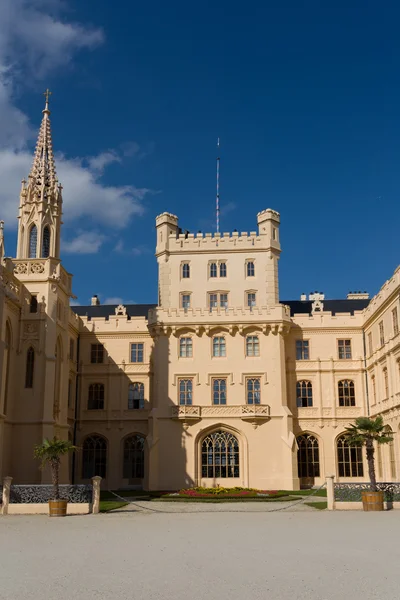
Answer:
[43,88,52,105]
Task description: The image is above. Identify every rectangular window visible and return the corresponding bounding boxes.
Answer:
[296,340,309,360]
[368,332,373,356]
[392,308,399,336]
[69,339,74,361]
[379,321,385,347]
[371,375,376,405]
[209,293,218,309]
[338,339,352,359]
[91,344,104,364]
[212,336,226,357]
[179,379,193,405]
[30,295,38,313]
[220,293,228,308]
[209,263,217,278]
[181,293,191,310]
[247,292,256,308]
[246,377,261,405]
[246,335,260,357]
[212,378,227,405]
[179,337,193,358]
[130,343,144,363]
[182,263,190,279]
[246,261,255,277]
[383,368,389,399]
[219,262,227,277]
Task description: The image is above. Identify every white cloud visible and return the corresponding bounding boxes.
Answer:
[63,231,105,254]
[103,297,135,305]
[0,1,153,232]
[114,241,151,255]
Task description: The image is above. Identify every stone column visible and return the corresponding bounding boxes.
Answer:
[326,475,335,510]
[91,476,102,514]
[1,476,13,515]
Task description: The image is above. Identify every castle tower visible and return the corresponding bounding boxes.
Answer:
[16,90,62,260]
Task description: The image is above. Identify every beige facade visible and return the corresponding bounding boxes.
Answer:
[1,99,400,491]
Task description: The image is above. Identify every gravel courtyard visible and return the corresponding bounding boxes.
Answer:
[1,507,399,600]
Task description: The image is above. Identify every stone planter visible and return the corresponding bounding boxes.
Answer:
[361,490,384,511]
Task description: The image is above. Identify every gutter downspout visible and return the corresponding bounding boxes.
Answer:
[71,335,80,484]
[362,330,370,417]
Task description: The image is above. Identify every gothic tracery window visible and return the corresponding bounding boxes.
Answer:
[123,435,145,479]
[128,382,145,409]
[201,430,239,478]
[82,435,107,478]
[29,225,37,258]
[297,434,320,479]
[42,226,51,258]
[338,380,355,407]
[296,380,313,407]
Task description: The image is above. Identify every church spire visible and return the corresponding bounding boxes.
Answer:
[28,89,57,198]
[16,91,63,260]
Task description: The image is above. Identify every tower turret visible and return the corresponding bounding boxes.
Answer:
[16,90,63,260]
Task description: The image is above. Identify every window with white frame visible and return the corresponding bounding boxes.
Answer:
[209,263,218,278]
[179,337,193,357]
[219,262,227,277]
[181,262,190,279]
[212,336,226,357]
[296,340,309,360]
[296,381,313,407]
[181,293,191,310]
[128,382,144,409]
[246,377,261,404]
[130,343,144,363]
[338,339,352,359]
[379,321,385,346]
[212,378,227,405]
[392,308,399,336]
[179,378,193,405]
[246,335,259,357]
[247,292,256,308]
[246,261,255,277]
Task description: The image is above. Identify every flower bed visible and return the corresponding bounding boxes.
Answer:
[163,487,283,499]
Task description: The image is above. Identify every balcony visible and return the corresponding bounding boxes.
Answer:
[171,404,270,427]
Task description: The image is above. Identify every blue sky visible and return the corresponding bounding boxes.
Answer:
[1,1,400,304]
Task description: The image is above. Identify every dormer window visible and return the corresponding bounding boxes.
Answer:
[182,263,190,279]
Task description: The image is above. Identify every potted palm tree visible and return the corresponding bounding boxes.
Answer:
[344,416,394,511]
[34,437,78,517]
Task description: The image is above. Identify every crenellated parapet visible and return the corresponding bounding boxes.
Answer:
[363,265,400,323]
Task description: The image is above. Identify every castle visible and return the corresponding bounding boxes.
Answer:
[0,97,399,491]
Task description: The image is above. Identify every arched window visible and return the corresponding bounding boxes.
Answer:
[28,225,37,258]
[2,322,12,414]
[246,261,255,277]
[246,335,259,357]
[123,435,145,480]
[25,346,35,388]
[212,336,226,357]
[201,430,239,478]
[182,262,190,279]
[88,384,105,410]
[82,435,107,478]
[338,380,355,407]
[209,263,217,278]
[219,262,227,277]
[42,226,51,258]
[296,381,313,407]
[297,434,320,479]
[337,435,363,477]
[128,382,144,409]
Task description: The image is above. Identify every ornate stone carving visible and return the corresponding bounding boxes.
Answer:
[115,304,127,316]
[14,262,28,274]
[31,262,45,274]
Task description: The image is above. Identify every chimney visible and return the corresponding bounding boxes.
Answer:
[300,293,307,301]
[91,294,100,306]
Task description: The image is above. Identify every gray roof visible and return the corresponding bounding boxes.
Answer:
[282,299,370,316]
[72,304,156,320]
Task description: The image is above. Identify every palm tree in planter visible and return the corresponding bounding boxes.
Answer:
[34,437,78,517]
[344,416,394,511]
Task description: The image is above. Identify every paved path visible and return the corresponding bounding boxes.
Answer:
[1,511,399,599]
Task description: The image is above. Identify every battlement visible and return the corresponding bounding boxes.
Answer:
[363,265,400,322]
[257,208,280,224]
[167,229,274,251]
[148,304,291,325]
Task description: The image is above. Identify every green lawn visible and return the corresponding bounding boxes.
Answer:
[99,500,128,512]
[304,501,327,510]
